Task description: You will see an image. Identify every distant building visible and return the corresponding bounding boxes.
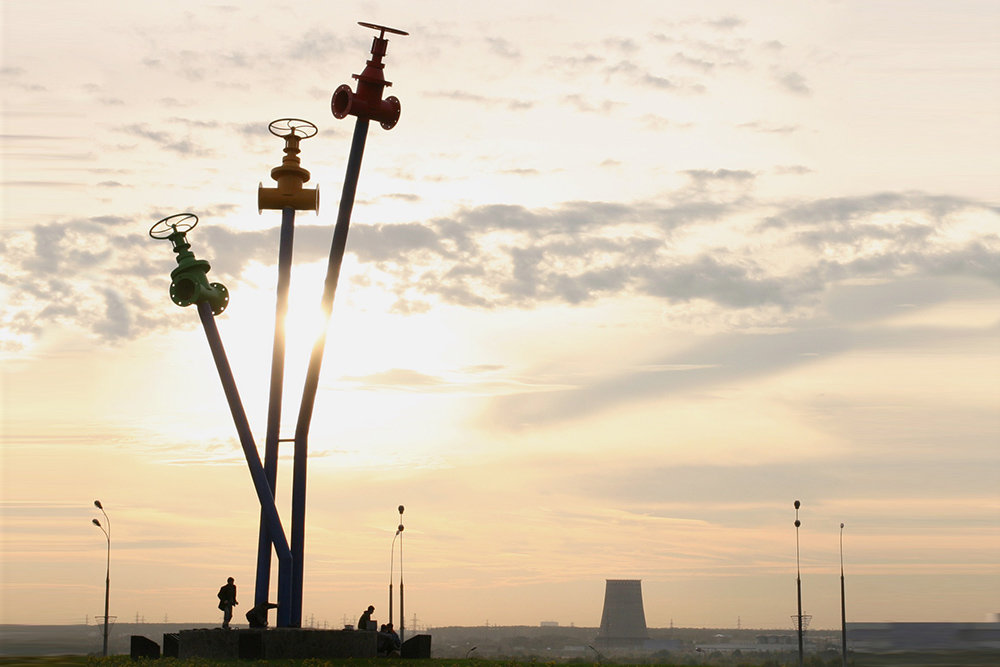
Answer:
[596,579,649,648]
[539,621,559,627]
[847,622,1000,651]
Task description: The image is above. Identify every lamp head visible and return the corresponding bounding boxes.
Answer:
[397,524,404,533]
[94,500,103,509]
[398,505,404,515]
[794,519,801,528]
[92,518,101,527]
[794,500,800,510]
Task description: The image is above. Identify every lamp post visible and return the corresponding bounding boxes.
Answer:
[398,505,405,643]
[92,500,110,657]
[840,522,848,667]
[389,511,402,629]
[794,500,803,667]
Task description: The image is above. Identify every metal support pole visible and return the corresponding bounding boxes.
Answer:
[254,206,296,612]
[794,500,803,667]
[398,504,405,643]
[291,117,371,626]
[198,301,294,626]
[841,523,848,667]
[102,558,110,656]
[399,524,406,643]
[389,529,398,629]
[93,501,110,657]
[796,574,803,667]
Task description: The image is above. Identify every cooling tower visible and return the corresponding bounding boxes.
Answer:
[596,579,648,646]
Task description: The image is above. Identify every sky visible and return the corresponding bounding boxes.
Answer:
[1,0,998,631]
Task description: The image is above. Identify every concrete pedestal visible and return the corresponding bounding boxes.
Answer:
[178,628,377,659]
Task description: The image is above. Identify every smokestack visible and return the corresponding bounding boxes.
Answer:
[596,579,648,647]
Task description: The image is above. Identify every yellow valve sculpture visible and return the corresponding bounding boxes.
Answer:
[258,118,320,212]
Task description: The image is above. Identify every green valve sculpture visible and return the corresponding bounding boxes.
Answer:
[149,213,230,315]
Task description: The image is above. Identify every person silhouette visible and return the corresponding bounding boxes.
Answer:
[245,601,279,628]
[357,604,375,630]
[217,577,238,629]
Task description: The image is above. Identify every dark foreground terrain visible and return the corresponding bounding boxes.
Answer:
[1,623,997,666]
[2,653,1000,667]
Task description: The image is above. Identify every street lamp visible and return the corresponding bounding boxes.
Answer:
[398,505,405,644]
[794,500,803,667]
[92,500,110,657]
[840,522,848,667]
[389,510,403,629]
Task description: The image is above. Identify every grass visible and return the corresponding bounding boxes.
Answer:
[3,654,1000,667]
[0,660,535,667]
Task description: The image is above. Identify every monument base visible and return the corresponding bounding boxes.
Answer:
[178,628,377,659]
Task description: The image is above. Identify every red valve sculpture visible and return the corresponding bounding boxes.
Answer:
[331,22,408,130]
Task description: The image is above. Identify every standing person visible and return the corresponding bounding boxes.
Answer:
[218,577,238,629]
[357,604,375,630]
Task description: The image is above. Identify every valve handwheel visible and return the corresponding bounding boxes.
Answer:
[149,213,198,239]
[268,118,318,139]
[358,21,408,37]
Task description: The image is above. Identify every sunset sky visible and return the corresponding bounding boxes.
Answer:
[2,0,998,630]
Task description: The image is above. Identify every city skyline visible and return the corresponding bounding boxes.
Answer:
[2,0,998,629]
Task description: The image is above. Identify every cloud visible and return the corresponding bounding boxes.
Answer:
[93,288,132,340]
[602,37,639,54]
[0,217,178,346]
[500,168,540,176]
[561,94,624,114]
[342,368,446,389]
[775,70,811,95]
[641,114,696,131]
[773,165,813,175]
[738,121,799,134]
[288,29,347,61]
[486,37,521,59]
[482,289,999,431]
[636,255,803,307]
[575,456,1000,511]
[427,90,536,112]
[117,123,214,158]
[762,192,974,229]
[707,16,746,31]
[672,52,716,73]
[683,168,756,183]
[639,73,676,89]
[2,186,996,352]
[484,325,857,428]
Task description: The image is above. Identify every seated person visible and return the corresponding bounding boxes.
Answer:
[245,602,279,628]
[381,622,401,653]
[357,605,375,630]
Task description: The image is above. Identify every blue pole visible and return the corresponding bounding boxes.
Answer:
[290,117,371,626]
[254,207,296,615]
[198,300,293,627]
